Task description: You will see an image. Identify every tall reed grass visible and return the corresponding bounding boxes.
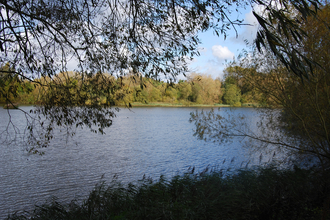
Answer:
[6,166,329,220]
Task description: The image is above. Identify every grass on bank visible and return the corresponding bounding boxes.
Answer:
[129,102,231,107]
[7,166,330,220]
[127,102,262,108]
[2,102,262,109]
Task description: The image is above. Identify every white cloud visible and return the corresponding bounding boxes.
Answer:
[245,10,258,26]
[212,45,234,60]
[243,10,259,43]
[228,8,259,45]
[252,3,266,15]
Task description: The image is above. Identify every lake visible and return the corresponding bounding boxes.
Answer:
[0,106,283,218]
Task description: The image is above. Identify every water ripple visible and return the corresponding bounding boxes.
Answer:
[0,107,280,219]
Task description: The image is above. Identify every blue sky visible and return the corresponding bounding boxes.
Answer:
[188,6,259,79]
[64,5,260,80]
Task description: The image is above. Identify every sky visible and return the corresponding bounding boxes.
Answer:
[64,5,260,81]
[188,6,259,80]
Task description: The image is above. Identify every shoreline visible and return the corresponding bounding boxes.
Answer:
[128,102,260,108]
[1,102,262,109]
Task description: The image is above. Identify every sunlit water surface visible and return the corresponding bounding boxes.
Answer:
[0,107,284,218]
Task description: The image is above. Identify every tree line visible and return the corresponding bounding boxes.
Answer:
[0,66,267,107]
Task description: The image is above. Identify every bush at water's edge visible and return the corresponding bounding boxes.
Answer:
[6,166,328,220]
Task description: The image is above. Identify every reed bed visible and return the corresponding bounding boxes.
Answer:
[6,166,328,220]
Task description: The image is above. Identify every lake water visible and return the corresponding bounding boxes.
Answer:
[0,106,283,218]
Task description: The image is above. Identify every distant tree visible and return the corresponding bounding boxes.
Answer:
[0,63,19,103]
[223,73,238,88]
[199,74,222,104]
[176,80,192,101]
[223,66,263,104]
[187,73,222,104]
[224,84,241,106]
[164,86,178,103]
[148,87,162,102]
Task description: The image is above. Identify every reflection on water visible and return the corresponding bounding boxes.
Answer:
[0,107,283,218]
